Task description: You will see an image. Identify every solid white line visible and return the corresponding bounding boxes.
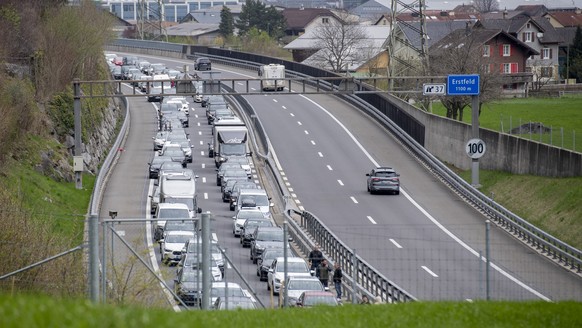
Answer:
[299,95,550,301]
[389,239,403,249]
[366,216,377,224]
[327,165,333,171]
[422,266,439,278]
[350,196,358,204]
[337,180,344,186]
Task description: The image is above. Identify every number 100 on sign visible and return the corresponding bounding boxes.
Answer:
[466,138,486,159]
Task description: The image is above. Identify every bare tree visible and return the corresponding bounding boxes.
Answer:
[473,0,499,13]
[310,14,369,73]
[430,28,504,120]
[528,59,555,91]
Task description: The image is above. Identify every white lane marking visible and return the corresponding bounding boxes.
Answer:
[304,130,309,135]
[285,182,291,187]
[366,216,377,224]
[288,188,294,192]
[212,233,218,241]
[198,131,202,135]
[197,122,200,126]
[282,106,287,109]
[337,180,344,186]
[199,140,203,145]
[201,151,205,156]
[350,196,358,204]
[202,177,206,183]
[273,99,278,103]
[422,266,439,278]
[251,87,256,91]
[299,95,551,301]
[327,165,333,171]
[201,163,206,169]
[290,113,295,117]
[283,176,288,181]
[204,193,209,199]
[389,239,403,249]
[297,121,302,126]
[291,193,297,198]
[318,152,323,157]
[194,114,199,119]
[298,206,305,211]
[237,82,243,85]
[311,140,316,145]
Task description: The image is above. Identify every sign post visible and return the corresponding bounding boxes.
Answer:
[447,74,482,187]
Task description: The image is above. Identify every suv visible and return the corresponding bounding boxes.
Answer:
[240,218,274,248]
[250,226,285,264]
[195,57,211,71]
[366,166,400,195]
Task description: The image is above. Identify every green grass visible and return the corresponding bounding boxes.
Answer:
[431,95,582,152]
[1,294,581,328]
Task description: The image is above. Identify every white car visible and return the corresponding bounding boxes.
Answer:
[267,257,313,295]
[232,208,265,237]
[210,282,251,305]
[165,97,190,116]
[154,203,191,241]
[160,230,195,265]
[278,276,324,307]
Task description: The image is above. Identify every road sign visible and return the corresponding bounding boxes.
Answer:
[447,74,480,95]
[423,83,446,95]
[466,138,486,159]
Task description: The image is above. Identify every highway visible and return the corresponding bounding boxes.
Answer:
[99,52,582,308]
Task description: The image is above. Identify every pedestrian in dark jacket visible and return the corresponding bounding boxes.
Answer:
[332,262,343,300]
[316,259,332,288]
[308,245,323,271]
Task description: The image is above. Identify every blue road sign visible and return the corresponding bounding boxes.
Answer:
[447,74,480,95]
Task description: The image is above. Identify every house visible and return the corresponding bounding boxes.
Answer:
[281,8,345,38]
[430,26,538,96]
[164,22,220,45]
[475,15,563,84]
[285,25,391,75]
[179,5,243,24]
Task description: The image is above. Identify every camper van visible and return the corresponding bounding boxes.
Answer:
[148,74,174,102]
[258,64,285,91]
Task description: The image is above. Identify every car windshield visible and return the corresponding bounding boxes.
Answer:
[165,198,194,212]
[166,234,192,244]
[303,295,337,306]
[158,208,190,218]
[237,211,263,220]
[181,271,201,282]
[165,149,184,157]
[211,287,245,298]
[245,220,271,230]
[284,262,308,273]
[242,195,269,207]
[288,280,323,291]
[164,221,195,232]
[256,231,283,242]
[262,249,284,261]
[221,144,246,156]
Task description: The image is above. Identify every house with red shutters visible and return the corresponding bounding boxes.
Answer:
[429,24,538,96]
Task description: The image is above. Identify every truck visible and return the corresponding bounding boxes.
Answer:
[209,118,250,167]
[258,64,285,91]
[159,170,202,219]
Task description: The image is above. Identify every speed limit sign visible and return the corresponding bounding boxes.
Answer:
[466,138,486,159]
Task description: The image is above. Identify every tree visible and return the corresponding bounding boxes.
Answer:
[235,0,285,39]
[430,28,504,120]
[473,0,499,13]
[309,15,369,73]
[568,25,582,82]
[219,6,234,38]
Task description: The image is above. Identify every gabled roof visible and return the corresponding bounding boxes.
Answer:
[479,10,527,20]
[430,27,538,57]
[531,16,564,44]
[514,5,549,17]
[398,20,469,49]
[349,0,390,20]
[165,22,219,37]
[546,11,582,27]
[476,16,563,44]
[284,25,390,50]
[181,5,243,24]
[282,8,339,30]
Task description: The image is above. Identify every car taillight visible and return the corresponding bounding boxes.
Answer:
[390,178,399,182]
[372,178,381,182]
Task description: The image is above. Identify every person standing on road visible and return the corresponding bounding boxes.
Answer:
[316,259,332,288]
[332,262,343,300]
[308,245,323,271]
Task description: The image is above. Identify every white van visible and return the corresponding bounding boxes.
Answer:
[235,189,273,219]
[148,74,173,102]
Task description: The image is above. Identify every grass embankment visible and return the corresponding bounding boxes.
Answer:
[1,294,581,328]
[432,96,582,249]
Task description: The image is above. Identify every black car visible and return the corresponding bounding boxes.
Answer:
[194,57,211,71]
[240,218,274,248]
[250,226,284,264]
[174,269,203,306]
[257,248,285,281]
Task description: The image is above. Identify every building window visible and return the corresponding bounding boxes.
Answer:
[502,63,518,74]
[322,17,329,24]
[526,22,531,29]
[503,44,511,56]
[541,67,553,77]
[542,48,552,59]
[523,32,534,42]
[483,45,490,57]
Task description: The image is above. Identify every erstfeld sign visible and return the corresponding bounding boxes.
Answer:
[422,83,446,95]
[447,74,480,95]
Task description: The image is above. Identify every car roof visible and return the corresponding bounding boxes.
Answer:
[157,203,190,209]
[212,282,242,288]
[375,166,395,171]
[254,226,282,232]
[239,189,267,195]
[165,230,195,236]
[301,291,335,296]
[274,257,305,263]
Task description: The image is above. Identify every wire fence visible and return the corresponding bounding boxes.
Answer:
[500,116,578,153]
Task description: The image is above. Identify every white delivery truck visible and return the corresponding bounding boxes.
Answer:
[159,170,201,219]
[258,64,285,91]
[210,118,250,167]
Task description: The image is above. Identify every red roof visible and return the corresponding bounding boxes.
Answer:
[547,11,582,27]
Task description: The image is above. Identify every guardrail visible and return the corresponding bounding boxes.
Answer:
[106,39,581,299]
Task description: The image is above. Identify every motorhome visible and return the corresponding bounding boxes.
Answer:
[159,170,201,219]
[148,74,173,102]
[258,64,285,91]
[209,119,250,167]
